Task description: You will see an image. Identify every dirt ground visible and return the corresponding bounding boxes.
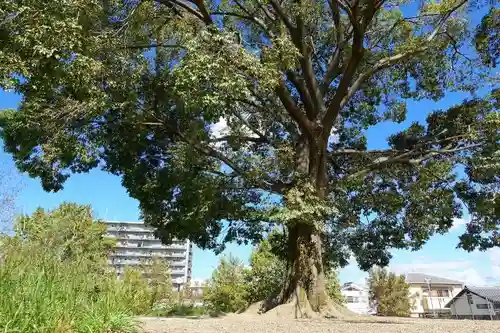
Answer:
[139,314,499,333]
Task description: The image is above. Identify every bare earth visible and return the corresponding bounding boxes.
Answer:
[139,314,498,333]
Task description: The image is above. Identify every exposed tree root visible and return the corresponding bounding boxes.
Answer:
[244,286,360,320]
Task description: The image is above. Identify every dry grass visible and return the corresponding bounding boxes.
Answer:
[139,314,499,333]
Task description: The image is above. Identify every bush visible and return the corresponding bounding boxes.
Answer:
[203,255,249,313]
[368,267,412,317]
[244,238,285,304]
[0,204,139,333]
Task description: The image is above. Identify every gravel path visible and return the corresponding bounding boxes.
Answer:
[139,314,499,333]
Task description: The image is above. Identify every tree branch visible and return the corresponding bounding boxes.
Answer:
[276,81,314,137]
[269,0,295,32]
[120,43,182,50]
[157,0,204,21]
[192,0,213,25]
[320,0,344,96]
[340,47,426,109]
[208,135,268,143]
[150,121,286,193]
[344,143,483,180]
[295,15,324,119]
[286,71,316,119]
[322,29,364,138]
[211,11,273,36]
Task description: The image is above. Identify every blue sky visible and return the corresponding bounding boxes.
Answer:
[2,86,499,287]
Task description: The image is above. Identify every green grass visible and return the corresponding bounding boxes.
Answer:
[0,241,140,333]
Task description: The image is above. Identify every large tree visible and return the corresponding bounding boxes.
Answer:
[0,0,499,317]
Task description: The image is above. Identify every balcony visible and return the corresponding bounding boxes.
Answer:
[113,266,187,276]
[110,250,187,258]
[418,297,453,312]
[112,241,188,250]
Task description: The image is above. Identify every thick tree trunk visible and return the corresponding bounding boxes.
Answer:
[259,222,349,318]
[258,136,350,318]
[282,223,329,315]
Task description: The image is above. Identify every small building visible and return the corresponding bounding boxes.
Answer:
[340,282,374,315]
[405,273,463,318]
[445,286,500,320]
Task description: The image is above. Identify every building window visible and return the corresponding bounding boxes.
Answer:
[476,304,489,310]
[424,289,450,297]
[346,296,359,303]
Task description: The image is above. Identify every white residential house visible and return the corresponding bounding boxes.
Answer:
[405,273,463,318]
[341,282,373,315]
[445,286,500,320]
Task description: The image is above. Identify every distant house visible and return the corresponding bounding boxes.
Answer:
[445,286,500,320]
[405,273,463,318]
[340,282,373,315]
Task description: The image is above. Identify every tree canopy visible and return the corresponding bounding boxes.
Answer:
[0,0,499,317]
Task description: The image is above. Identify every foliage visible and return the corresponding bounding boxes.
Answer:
[244,235,286,304]
[14,203,116,269]
[0,203,139,333]
[203,255,249,313]
[475,8,499,68]
[368,267,411,317]
[0,0,499,307]
[325,269,344,304]
[143,256,174,308]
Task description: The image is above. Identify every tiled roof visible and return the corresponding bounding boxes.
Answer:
[467,286,500,303]
[445,286,500,308]
[405,273,463,285]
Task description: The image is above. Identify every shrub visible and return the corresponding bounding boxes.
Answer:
[203,255,249,313]
[368,267,412,317]
[244,238,285,304]
[0,203,139,333]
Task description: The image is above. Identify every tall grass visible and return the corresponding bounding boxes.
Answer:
[0,239,139,333]
[0,203,176,332]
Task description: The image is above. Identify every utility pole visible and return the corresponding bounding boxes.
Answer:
[425,278,436,318]
[485,296,494,320]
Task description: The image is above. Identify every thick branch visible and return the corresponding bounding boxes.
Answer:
[344,143,483,180]
[209,135,267,143]
[286,71,316,119]
[157,0,204,21]
[276,81,314,137]
[269,0,295,32]
[146,121,286,193]
[294,16,324,119]
[323,0,468,136]
[320,0,344,95]
[322,30,364,137]
[192,0,213,25]
[340,47,426,109]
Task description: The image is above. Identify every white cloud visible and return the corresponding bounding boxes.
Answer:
[390,259,486,286]
[449,217,469,231]
[211,117,229,138]
[487,248,500,280]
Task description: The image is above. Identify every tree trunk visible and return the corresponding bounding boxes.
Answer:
[259,139,348,318]
[282,223,329,315]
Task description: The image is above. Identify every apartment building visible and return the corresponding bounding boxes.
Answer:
[406,273,463,318]
[105,221,193,284]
